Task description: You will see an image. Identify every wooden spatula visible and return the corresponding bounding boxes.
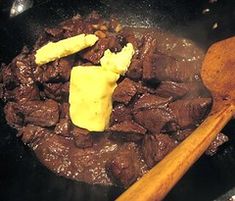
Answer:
[116,36,235,201]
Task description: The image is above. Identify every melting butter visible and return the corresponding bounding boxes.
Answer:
[69,43,135,132]
[35,34,98,65]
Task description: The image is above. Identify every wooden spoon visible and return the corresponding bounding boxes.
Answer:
[116,36,235,201]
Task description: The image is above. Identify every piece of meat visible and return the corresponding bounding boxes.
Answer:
[106,145,139,187]
[206,133,229,156]
[142,134,177,168]
[34,56,74,83]
[4,84,40,103]
[113,78,137,105]
[108,120,147,142]
[120,28,139,49]
[110,104,132,125]
[44,82,69,102]
[140,34,157,58]
[44,27,64,40]
[126,59,143,80]
[0,83,3,99]
[2,63,19,90]
[19,124,52,147]
[133,94,174,133]
[4,102,24,128]
[20,99,59,127]
[55,119,72,137]
[169,98,212,129]
[13,50,35,85]
[171,129,193,142]
[71,127,93,148]
[59,102,70,119]
[80,35,122,64]
[60,15,86,38]
[155,81,189,99]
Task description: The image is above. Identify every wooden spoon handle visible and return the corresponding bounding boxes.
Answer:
[116,103,235,201]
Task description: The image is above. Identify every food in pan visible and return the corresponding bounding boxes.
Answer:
[0,11,228,187]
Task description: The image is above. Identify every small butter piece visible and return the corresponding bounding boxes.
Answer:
[69,66,119,132]
[35,34,98,65]
[100,43,135,75]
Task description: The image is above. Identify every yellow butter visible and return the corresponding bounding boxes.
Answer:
[100,43,135,75]
[35,34,98,65]
[69,66,119,131]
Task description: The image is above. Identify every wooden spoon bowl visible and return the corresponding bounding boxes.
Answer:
[116,37,235,201]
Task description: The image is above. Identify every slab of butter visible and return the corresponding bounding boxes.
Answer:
[69,66,120,131]
[35,34,98,65]
[100,43,135,75]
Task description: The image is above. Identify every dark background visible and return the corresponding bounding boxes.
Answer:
[0,0,235,200]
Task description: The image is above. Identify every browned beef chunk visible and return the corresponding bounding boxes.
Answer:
[206,133,229,156]
[106,145,139,187]
[19,124,52,147]
[55,119,71,137]
[140,34,157,58]
[34,56,74,83]
[134,81,156,95]
[120,28,139,49]
[60,15,87,37]
[0,84,3,99]
[59,102,70,119]
[71,127,93,148]
[80,36,122,64]
[44,82,69,102]
[155,81,189,99]
[142,134,177,168]
[110,104,132,125]
[4,84,40,103]
[113,78,137,105]
[134,93,172,110]
[126,59,143,80]
[109,120,146,142]
[171,129,193,142]
[169,98,212,129]
[2,63,19,90]
[13,50,35,85]
[4,102,24,128]
[44,27,64,40]
[133,94,174,133]
[20,99,59,127]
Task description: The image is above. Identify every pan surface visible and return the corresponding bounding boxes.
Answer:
[0,0,235,200]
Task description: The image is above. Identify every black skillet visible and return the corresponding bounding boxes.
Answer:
[0,0,235,200]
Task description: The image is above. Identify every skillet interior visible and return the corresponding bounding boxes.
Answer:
[0,0,235,200]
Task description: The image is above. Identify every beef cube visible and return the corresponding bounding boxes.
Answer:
[206,133,229,156]
[44,27,64,40]
[169,98,212,129]
[0,84,3,99]
[155,81,189,99]
[106,146,139,187]
[80,36,122,64]
[134,81,156,95]
[134,93,172,111]
[133,94,174,133]
[55,119,72,137]
[20,99,59,127]
[140,34,157,58]
[142,134,177,168]
[109,120,147,142]
[110,104,132,125]
[171,129,193,142]
[71,127,93,148]
[126,59,143,80]
[44,82,69,102]
[20,124,51,146]
[60,15,86,37]
[2,63,19,90]
[120,28,139,49]
[59,102,70,119]
[4,102,24,128]
[9,84,40,103]
[113,78,137,105]
[34,56,74,83]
